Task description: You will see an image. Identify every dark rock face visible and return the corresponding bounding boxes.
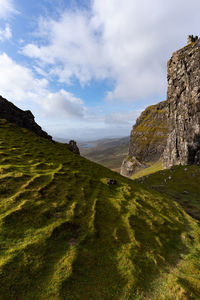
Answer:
[69,140,80,155]
[163,38,200,168]
[187,35,198,44]
[0,95,52,140]
[121,101,168,177]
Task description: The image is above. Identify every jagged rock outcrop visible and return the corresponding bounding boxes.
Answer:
[120,156,146,177]
[121,101,168,177]
[69,140,80,155]
[0,95,52,140]
[163,37,200,168]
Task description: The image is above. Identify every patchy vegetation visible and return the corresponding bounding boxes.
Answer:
[0,119,200,299]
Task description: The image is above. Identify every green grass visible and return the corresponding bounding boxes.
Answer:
[131,161,163,180]
[136,165,200,222]
[0,119,200,299]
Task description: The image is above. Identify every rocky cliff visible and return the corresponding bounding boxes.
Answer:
[121,100,168,177]
[0,95,52,140]
[163,37,200,168]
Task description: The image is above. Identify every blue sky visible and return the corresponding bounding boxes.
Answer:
[0,0,200,140]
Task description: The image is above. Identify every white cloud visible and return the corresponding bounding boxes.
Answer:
[42,89,86,118]
[105,111,140,125]
[0,53,137,139]
[22,10,110,85]
[22,0,200,101]
[0,0,17,42]
[0,23,11,41]
[0,53,48,102]
[0,53,86,119]
[0,0,17,18]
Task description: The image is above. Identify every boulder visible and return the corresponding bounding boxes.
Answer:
[69,140,80,155]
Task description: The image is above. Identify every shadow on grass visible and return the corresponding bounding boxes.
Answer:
[59,184,190,300]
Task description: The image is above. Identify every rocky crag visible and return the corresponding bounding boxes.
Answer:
[0,95,52,140]
[69,140,80,155]
[163,36,200,168]
[121,35,200,176]
[121,100,168,177]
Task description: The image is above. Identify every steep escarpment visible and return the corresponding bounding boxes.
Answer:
[122,36,200,177]
[121,101,168,177]
[163,37,200,168]
[0,95,52,140]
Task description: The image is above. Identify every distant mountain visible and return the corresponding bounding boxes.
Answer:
[78,136,129,172]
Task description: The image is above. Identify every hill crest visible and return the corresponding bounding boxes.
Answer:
[0,95,52,140]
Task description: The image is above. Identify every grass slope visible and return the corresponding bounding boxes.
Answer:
[131,161,163,180]
[136,165,200,222]
[0,119,200,299]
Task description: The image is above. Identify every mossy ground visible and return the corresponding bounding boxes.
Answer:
[136,164,200,222]
[131,161,163,180]
[0,119,200,299]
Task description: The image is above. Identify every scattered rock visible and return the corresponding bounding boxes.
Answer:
[107,178,117,185]
[138,178,145,183]
[69,238,78,246]
[183,190,189,195]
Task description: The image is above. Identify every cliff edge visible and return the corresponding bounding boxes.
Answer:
[163,37,200,168]
[121,36,200,177]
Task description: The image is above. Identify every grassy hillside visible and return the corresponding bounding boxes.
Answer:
[0,119,200,299]
[135,165,200,221]
[79,137,129,172]
[131,161,163,180]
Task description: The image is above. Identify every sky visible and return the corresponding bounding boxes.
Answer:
[0,0,199,140]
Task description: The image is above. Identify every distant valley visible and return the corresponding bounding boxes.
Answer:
[78,136,129,172]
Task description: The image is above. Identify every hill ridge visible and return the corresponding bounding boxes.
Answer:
[0,95,52,140]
